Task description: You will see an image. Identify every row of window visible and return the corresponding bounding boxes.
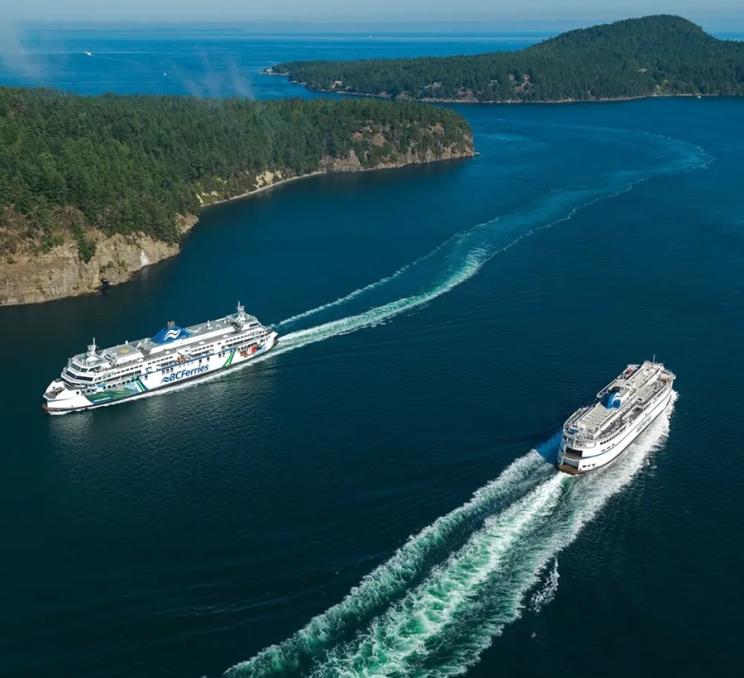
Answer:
[98,377,139,391]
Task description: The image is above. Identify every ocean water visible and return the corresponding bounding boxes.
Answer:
[0,26,549,97]
[2,27,744,678]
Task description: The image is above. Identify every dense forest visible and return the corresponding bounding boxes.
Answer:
[0,89,472,259]
[272,15,744,103]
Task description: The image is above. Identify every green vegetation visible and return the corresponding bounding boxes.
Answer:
[272,15,744,103]
[0,89,472,258]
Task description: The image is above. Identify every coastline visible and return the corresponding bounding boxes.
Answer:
[267,71,724,105]
[201,171,325,208]
[0,150,474,309]
[200,148,476,208]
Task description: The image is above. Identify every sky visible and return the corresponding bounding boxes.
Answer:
[3,1,744,29]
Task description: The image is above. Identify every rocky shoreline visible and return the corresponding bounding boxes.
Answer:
[268,71,719,105]
[0,214,197,308]
[0,145,473,308]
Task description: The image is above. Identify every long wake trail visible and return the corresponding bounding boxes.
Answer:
[222,123,697,676]
[226,397,676,677]
[227,443,556,676]
[266,128,707,361]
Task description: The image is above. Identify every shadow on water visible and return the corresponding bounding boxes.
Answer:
[534,430,562,464]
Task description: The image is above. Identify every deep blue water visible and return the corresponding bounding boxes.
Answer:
[2,27,744,678]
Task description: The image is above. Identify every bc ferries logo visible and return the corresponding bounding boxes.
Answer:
[163,365,209,384]
[162,329,183,341]
[152,324,192,345]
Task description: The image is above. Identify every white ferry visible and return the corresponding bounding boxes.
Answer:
[558,360,675,474]
[43,303,278,414]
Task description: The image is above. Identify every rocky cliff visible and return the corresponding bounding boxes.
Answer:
[0,215,196,307]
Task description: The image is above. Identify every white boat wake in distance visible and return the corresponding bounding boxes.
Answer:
[268,125,708,361]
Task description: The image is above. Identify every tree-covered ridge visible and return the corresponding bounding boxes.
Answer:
[272,15,744,103]
[0,89,473,258]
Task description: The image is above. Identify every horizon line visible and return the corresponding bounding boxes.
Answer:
[15,15,744,34]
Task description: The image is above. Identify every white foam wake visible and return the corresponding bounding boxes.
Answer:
[272,123,709,340]
[225,446,555,677]
[225,395,675,677]
[275,259,420,329]
[269,186,631,358]
[265,130,708,360]
[314,472,570,677]
[305,395,676,678]
[529,558,559,614]
[270,188,627,359]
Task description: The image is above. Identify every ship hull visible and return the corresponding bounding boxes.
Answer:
[558,385,673,475]
[44,331,278,414]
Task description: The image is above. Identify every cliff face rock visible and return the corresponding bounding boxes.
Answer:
[0,215,196,307]
[254,169,285,188]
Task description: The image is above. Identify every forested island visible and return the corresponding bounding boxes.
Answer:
[0,89,473,306]
[270,15,744,103]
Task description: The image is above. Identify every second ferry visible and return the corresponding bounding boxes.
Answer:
[43,303,277,414]
[558,360,675,474]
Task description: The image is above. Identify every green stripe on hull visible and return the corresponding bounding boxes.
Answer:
[87,377,148,403]
[88,388,134,403]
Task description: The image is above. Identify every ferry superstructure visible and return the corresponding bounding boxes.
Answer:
[558,360,675,474]
[43,303,278,414]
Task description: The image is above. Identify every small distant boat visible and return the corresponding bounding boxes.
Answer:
[558,360,675,474]
[43,303,278,414]
[84,50,93,57]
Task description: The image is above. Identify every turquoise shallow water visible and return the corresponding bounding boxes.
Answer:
[2,27,744,678]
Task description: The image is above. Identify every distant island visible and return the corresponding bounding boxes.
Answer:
[270,15,744,103]
[0,89,473,306]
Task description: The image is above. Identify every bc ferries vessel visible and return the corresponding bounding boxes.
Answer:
[558,360,675,474]
[43,303,277,414]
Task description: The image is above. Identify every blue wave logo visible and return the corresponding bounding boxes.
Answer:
[152,325,192,344]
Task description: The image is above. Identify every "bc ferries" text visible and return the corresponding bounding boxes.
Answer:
[162,365,209,383]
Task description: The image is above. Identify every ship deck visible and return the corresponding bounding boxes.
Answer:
[566,362,671,439]
[108,319,262,364]
[69,310,266,372]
